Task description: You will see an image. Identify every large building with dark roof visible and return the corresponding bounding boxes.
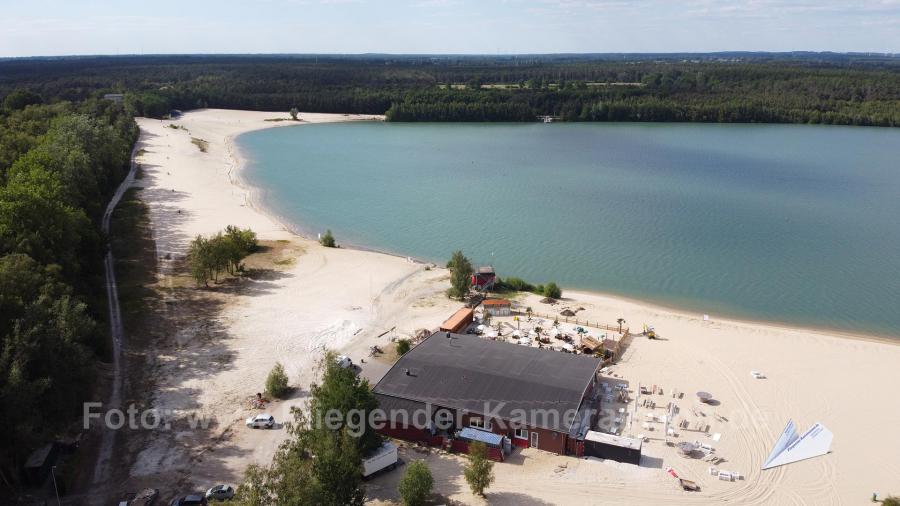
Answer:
[373,331,603,455]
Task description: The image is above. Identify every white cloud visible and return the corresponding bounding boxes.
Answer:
[1,0,898,56]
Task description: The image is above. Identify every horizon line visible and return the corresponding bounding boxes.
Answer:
[2,50,899,61]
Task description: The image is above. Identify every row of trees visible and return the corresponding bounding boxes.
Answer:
[187,226,258,285]
[386,84,900,125]
[1,55,898,126]
[495,276,563,299]
[385,100,535,122]
[0,97,138,490]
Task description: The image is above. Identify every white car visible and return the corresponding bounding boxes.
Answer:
[245,413,275,429]
[336,355,353,369]
[206,484,235,501]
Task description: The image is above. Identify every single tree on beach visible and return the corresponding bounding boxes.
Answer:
[464,441,495,497]
[188,234,215,285]
[617,318,626,333]
[396,339,411,356]
[543,282,562,299]
[290,107,299,120]
[320,229,337,248]
[265,362,290,398]
[447,250,473,299]
[398,460,433,506]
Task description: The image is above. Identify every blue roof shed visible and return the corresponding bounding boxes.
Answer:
[457,427,504,447]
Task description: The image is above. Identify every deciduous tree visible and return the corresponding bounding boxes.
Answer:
[447,250,473,299]
[398,460,433,506]
[265,362,290,398]
[464,441,495,497]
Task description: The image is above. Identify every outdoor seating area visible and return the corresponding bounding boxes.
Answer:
[462,304,626,360]
[595,378,630,435]
[587,369,745,490]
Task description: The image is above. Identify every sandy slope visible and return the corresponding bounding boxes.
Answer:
[128,109,900,505]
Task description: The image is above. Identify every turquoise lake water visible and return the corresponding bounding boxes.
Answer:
[238,122,900,337]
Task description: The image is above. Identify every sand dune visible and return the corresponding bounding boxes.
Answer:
[128,109,900,505]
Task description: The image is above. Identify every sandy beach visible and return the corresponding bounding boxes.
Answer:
[125,109,900,505]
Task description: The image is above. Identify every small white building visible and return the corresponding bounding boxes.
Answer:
[482,298,512,317]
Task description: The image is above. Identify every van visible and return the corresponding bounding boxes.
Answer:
[362,442,398,479]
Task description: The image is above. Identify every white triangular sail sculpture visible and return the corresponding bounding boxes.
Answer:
[762,420,833,469]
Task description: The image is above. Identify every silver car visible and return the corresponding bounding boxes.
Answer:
[245,413,275,429]
[205,484,235,501]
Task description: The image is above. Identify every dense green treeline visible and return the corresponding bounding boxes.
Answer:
[385,89,534,122]
[386,65,900,125]
[0,96,137,490]
[1,54,898,126]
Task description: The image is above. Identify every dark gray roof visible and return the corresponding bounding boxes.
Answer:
[375,393,430,421]
[373,332,601,433]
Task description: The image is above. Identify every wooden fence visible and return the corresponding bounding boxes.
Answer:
[514,309,628,335]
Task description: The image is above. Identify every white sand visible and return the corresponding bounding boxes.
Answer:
[464,291,900,505]
[130,109,900,505]
[131,110,459,491]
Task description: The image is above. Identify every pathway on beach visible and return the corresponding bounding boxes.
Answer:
[91,143,141,494]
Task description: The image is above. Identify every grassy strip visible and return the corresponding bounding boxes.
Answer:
[191,137,208,152]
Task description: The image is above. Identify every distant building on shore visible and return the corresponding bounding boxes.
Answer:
[103,93,124,104]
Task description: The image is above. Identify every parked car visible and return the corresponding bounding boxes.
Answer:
[118,488,159,506]
[245,413,275,429]
[170,494,207,506]
[205,484,235,501]
[336,355,353,369]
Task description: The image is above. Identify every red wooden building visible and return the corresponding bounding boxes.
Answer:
[373,332,602,457]
[471,266,496,291]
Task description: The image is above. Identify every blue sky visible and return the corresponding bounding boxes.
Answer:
[1,0,898,57]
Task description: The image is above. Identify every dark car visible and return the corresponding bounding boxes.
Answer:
[118,488,159,506]
[170,494,207,506]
